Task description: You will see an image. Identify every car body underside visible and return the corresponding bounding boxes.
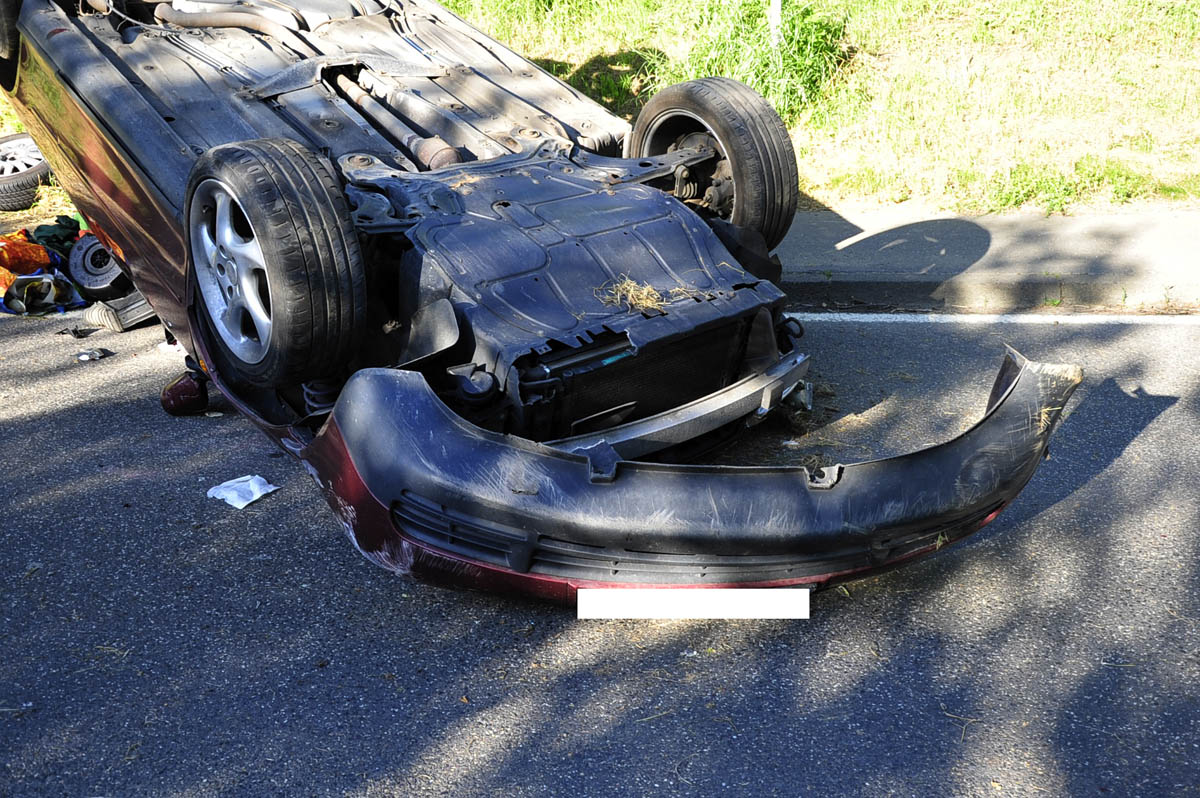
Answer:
[10,0,802,443]
[4,0,1083,599]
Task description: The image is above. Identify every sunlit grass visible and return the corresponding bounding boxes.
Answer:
[937,155,1185,215]
[0,98,23,133]
[5,2,1200,213]
[645,0,849,124]
[0,100,76,234]
[797,0,1200,210]
[446,0,1200,212]
[443,0,850,124]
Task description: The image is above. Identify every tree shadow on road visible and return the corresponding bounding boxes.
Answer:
[1,294,1195,796]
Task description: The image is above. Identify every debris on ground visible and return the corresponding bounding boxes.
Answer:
[29,215,82,258]
[207,475,279,509]
[0,230,62,285]
[75,348,114,362]
[1,214,153,324]
[82,289,155,332]
[0,224,90,314]
[3,272,85,314]
[57,326,99,338]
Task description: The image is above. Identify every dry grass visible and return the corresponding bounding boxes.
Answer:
[596,275,666,312]
[0,182,78,235]
[668,285,710,302]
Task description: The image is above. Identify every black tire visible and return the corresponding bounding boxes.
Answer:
[628,77,799,250]
[0,132,51,211]
[0,0,19,66]
[185,138,366,388]
[68,233,132,301]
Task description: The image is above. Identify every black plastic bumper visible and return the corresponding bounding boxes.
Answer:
[321,348,1081,590]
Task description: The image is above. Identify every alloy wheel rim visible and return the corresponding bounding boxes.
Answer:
[0,137,45,177]
[189,179,274,365]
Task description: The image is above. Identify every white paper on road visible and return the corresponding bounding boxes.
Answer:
[207,475,279,509]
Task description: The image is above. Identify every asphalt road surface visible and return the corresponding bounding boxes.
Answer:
[2,311,1197,796]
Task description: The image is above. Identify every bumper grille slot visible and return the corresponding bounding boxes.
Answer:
[392,488,1004,586]
[392,491,534,571]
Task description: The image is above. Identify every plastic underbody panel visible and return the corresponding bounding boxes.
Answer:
[338,141,790,438]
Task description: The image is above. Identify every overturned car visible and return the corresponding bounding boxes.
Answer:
[1,0,1081,599]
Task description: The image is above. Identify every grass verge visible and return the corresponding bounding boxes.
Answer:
[0,104,77,235]
[443,0,850,124]
[446,0,1200,213]
[797,0,1200,211]
[4,2,1200,213]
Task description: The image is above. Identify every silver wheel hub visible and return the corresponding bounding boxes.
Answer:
[189,179,273,365]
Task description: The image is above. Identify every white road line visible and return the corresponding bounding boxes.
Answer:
[785,312,1200,326]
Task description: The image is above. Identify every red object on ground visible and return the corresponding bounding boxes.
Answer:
[160,372,209,416]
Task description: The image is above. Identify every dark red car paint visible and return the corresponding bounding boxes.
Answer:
[8,38,193,348]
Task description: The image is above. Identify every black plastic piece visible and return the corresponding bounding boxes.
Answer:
[330,348,1082,585]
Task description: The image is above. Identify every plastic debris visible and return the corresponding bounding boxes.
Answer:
[58,326,99,339]
[2,271,84,315]
[29,215,82,258]
[207,475,279,509]
[75,348,115,362]
[83,289,155,332]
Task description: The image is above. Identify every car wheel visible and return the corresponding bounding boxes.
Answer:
[0,133,51,211]
[627,77,798,250]
[68,233,132,300]
[186,138,366,388]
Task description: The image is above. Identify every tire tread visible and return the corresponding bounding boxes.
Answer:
[185,138,366,387]
[630,77,798,249]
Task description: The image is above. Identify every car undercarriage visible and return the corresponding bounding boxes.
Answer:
[13,0,805,445]
[1,0,1083,599]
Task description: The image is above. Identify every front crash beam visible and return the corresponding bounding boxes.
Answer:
[302,349,1082,601]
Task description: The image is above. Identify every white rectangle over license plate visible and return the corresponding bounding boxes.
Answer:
[577,588,810,619]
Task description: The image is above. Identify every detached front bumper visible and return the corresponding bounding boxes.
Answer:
[302,349,1081,602]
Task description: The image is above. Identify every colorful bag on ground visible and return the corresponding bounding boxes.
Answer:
[0,230,62,293]
[2,271,85,314]
[0,229,80,313]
